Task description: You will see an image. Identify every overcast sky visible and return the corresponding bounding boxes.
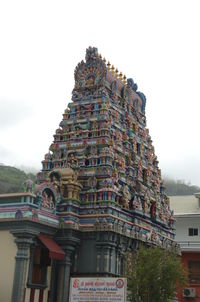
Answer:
[0,0,200,185]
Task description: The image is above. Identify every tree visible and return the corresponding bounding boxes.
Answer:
[125,245,187,302]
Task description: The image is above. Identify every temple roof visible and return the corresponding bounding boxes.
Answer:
[170,195,200,215]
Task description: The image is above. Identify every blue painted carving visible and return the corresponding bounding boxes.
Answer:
[127,78,138,92]
[127,78,146,113]
[15,210,23,219]
[137,91,146,114]
[85,46,98,61]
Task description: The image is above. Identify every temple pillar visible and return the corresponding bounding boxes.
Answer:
[120,253,125,275]
[56,247,74,302]
[96,248,101,273]
[49,260,57,302]
[115,249,119,275]
[10,231,37,302]
[103,247,110,273]
[55,234,80,302]
[117,251,122,275]
[109,247,115,274]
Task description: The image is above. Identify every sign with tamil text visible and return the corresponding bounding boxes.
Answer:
[69,277,127,302]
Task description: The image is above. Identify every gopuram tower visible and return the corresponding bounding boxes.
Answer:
[38,46,176,269]
[0,47,178,302]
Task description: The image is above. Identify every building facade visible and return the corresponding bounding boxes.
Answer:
[171,194,200,301]
[0,47,177,302]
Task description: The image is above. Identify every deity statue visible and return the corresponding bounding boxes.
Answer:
[85,76,95,88]
[131,195,142,211]
[42,191,54,210]
[143,192,150,214]
[120,185,131,209]
[150,201,156,220]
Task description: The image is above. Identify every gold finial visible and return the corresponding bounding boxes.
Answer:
[123,75,127,84]
[103,57,106,63]
[107,61,111,70]
[119,72,123,80]
[111,65,115,74]
[115,68,119,77]
[99,54,102,59]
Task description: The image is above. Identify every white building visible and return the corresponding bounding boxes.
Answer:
[170,194,200,252]
[170,194,200,301]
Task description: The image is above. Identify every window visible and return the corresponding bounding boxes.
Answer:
[188,261,200,284]
[188,228,198,236]
[27,245,51,288]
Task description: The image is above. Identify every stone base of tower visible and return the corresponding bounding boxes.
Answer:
[0,191,177,302]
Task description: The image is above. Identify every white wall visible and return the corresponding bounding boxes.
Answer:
[175,217,200,241]
[175,216,200,251]
[0,230,17,302]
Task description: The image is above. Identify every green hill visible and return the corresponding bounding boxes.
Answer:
[164,178,200,196]
[0,165,36,194]
[0,164,199,196]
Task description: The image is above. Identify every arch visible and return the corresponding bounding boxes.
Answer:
[41,188,55,210]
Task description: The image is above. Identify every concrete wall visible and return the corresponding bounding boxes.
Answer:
[175,216,200,242]
[77,239,97,273]
[175,215,200,301]
[0,230,52,302]
[177,252,200,302]
[0,230,17,302]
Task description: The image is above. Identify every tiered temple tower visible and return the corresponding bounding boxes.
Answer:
[38,46,174,232]
[0,47,177,302]
[35,46,177,284]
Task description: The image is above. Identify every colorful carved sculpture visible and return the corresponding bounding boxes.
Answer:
[38,46,173,228]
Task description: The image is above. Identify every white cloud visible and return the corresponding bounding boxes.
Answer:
[0,98,35,129]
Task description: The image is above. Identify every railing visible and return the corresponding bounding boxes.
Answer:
[178,241,200,250]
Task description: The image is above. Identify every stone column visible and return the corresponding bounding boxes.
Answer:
[96,248,101,273]
[49,260,57,302]
[117,251,121,275]
[56,247,74,302]
[73,250,78,273]
[103,247,109,273]
[11,234,34,302]
[109,247,113,274]
[115,249,118,275]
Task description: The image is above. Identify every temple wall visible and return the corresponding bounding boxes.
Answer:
[0,230,17,302]
[0,229,52,302]
[77,239,97,273]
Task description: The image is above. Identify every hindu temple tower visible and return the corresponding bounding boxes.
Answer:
[0,47,177,302]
